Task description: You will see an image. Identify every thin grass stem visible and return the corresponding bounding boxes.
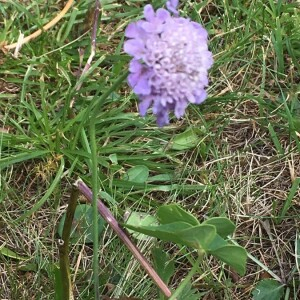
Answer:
[89,121,100,299]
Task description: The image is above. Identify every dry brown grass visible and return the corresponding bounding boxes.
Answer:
[190,99,300,299]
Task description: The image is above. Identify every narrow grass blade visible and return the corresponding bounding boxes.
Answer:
[0,150,49,169]
[89,120,99,298]
[0,243,28,260]
[268,123,284,155]
[277,177,300,222]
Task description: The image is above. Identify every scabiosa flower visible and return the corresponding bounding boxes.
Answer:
[124,0,213,126]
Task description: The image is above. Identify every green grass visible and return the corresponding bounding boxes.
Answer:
[1,0,300,299]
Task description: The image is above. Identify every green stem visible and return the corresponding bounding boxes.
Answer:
[169,255,203,300]
[90,70,129,120]
[90,120,99,299]
[82,65,127,300]
[85,71,128,299]
[71,71,128,151]
[58,186,79,300]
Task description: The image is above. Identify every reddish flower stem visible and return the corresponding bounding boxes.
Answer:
[74,178,172,298]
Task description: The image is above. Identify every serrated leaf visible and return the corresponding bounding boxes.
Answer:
[252,279,285,300]
[203,217,236,237]
[125,212,158,240]
[58,204,105,244]
[208,245,247,275]
[157,204,200,226]
[124,165,149,183]
[171,128,199,150]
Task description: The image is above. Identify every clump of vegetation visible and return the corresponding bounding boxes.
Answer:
[1,1,299,299]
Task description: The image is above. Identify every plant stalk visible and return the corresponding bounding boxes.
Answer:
[58,186,80,300]
[75,179,173,299]
[168,256,202,300]
[90,119,100,299]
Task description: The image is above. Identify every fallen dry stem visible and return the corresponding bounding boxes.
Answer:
[3,0,74,51]
[75,178,173,299]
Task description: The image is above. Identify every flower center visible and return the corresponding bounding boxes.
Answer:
[143,18,207,103]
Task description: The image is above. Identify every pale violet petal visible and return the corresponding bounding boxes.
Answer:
[139,96,153,116]
[124,39,145,59]
[129,60,143,73]
[134,74,151,95]
[144,4,155,21]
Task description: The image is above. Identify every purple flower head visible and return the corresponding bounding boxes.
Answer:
[124,2,213,127]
